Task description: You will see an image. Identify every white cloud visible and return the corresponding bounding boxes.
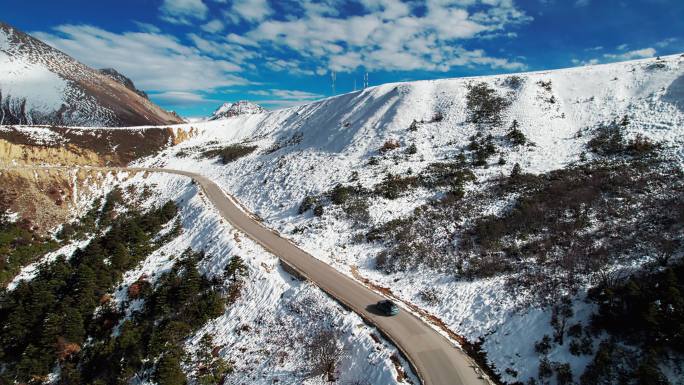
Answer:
[249,88,325,108]
[201,19,225,33]
[150,91,218,105]
[187,33,258,67]
[227,0,273,24]
[571,58,599,66]
[616,43,629,51]
[160,0,209,25]
[238,0,530,73]
[656,37,678,48]
[574,0,590,7]
[604,47,656,61]
[133,22,161,33]
[251,89,323,100]
[33,25,247,93]
[226,33,259,47]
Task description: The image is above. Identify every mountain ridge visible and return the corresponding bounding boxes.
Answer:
[0,21,183,127]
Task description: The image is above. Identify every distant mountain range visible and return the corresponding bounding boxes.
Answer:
[0,22,183,127]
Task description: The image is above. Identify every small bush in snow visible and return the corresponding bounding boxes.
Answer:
[430,111,444,122]
[587,122,624,156]
[418,288,441,305]
[503,75,524,90]
[537,80,553,92]
[374,173,419,199]
[408,119,418,131]
[469,134,497,166]
[343,197,370,225]
[379,139,401,154]
[466,82,510,127]
[554,363,573,385]
[535,335,553,355]
[537,358,553,380]
[624,133,658,155]
[406,143,418,155]
[304,328,345,381]
[506,120,527,146]
[329,184,353,205]
[510,163,522,178]
[313,204,324,217]
[203,144,257,164]
[589,120,660,157]
[299,195,318,214]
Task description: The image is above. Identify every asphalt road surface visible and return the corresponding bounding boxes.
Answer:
[10,166,489,385]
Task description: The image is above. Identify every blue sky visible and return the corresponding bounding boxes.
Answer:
[2,0,683,117]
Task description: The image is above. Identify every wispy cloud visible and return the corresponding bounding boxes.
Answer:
[201,19,225,33]
[249,88,325,108]
[226,0,273,24]
[202,0,530,74]
[33,24,247,93]
[656,37,678,48]
[604,47,656,60]
[150,91,219,105]
[160,0,208,25]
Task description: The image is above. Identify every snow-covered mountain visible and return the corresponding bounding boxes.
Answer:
[3,54,684,385]
[135,54,684,384]
[98,68,149,100]
[209,100,265,120]
[0,22,183,127]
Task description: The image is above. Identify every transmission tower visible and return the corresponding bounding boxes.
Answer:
[331,71,336,95]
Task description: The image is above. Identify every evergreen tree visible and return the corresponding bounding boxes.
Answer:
[155,350,186,385]
[224,256,248,283]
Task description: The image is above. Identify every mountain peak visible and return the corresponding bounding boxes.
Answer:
[98,68,149,100]
[0,22,183,127]
[209,101,265,120]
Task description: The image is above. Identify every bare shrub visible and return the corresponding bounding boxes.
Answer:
[304,329,344,381]
[418,288,441,306]
[379,139,401,154]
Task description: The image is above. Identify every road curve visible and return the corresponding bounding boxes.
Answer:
[8,166,489,385]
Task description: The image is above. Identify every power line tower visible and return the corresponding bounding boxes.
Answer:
[331,71,336,95]
[363,72,369,89]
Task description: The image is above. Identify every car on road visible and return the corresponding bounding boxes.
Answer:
[376,299,399,316]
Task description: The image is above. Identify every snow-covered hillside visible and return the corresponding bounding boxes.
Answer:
[131,54,684,384]
[3,170,415,384]
[0,22,182,127]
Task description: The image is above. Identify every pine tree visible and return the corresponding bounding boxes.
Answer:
[155,350,186,385]
[224,256,248,284]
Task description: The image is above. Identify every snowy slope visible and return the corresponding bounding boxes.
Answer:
[129,54,684,383]
[0,22,183,127]
[6,169,415,384]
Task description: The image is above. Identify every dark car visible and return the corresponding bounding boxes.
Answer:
[376,299,399,316]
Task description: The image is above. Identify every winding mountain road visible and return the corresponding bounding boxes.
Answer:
[10,166,489,385]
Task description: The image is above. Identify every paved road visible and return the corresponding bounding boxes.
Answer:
[8,166,488,385]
